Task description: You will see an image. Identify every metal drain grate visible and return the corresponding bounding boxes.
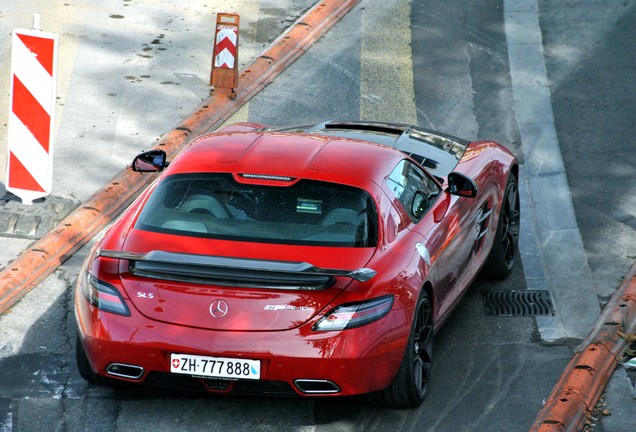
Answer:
[482,290,554,316]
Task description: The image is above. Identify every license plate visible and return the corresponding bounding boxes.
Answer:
[170,354,260,380]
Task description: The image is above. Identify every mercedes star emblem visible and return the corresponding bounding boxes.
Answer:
[209,299,229,318]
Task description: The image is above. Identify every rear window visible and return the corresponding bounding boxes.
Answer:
[135,173,379,247]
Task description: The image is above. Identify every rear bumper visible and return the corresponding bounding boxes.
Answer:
[75,290,408,397]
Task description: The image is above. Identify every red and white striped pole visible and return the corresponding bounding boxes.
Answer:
[210,13,239,97]
[6,14,59,205]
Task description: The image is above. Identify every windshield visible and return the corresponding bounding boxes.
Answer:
[135,173,379,247]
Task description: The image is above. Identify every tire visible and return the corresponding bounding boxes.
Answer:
[76,335,99,384]
[368,292,433,408]
[482,176,520,280]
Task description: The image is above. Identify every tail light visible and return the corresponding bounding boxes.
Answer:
[313,295,394,331]
[81,272,130,316]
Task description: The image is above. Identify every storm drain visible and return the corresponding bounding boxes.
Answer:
[482,290,554,316]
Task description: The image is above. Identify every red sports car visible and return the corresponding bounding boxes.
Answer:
[74,121,519,407]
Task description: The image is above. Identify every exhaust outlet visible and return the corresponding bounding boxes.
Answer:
[294,379,341,394]
[106,363,144,380]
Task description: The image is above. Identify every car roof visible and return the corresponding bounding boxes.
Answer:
[269,121,468,179]
[166,131,404,189]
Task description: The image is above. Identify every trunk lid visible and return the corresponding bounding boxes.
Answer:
[116,231,376,331]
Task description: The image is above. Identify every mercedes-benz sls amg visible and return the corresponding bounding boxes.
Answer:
[75,121,519,407]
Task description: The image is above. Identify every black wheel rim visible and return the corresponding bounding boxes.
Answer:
[412,296,433,396]
[501,182,520,268]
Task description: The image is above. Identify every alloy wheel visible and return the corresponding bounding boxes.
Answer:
[501,182,520,268]
[412,296,433,396]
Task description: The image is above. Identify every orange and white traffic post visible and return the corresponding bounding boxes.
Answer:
[210,13,240,98]
[6,15,59,205]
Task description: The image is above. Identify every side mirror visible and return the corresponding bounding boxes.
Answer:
[447,172,477,198]
[132,150,167,172]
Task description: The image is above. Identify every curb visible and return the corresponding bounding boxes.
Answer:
[0,0,361,315]
[529,262,636,431]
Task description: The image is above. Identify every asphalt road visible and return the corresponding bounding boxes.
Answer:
[0,0,634,431]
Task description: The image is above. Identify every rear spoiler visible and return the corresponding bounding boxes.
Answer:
[98,250,376,290]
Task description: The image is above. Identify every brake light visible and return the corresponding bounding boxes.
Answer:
[313,295,394,331]
[82,273,130,316]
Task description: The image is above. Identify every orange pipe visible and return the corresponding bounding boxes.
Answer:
[0,0,361,314]
[529,263,636,431]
